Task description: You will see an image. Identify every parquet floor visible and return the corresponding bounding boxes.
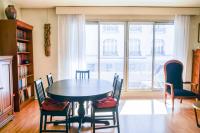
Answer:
[1,99,200,133]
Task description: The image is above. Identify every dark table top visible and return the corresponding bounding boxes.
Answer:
[46,79,113,102]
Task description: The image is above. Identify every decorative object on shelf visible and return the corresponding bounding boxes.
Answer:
[5,5,17,19]
[44,23,51,56]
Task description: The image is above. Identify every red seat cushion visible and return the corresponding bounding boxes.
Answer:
[94,96,117,109]
[41,98,69,111]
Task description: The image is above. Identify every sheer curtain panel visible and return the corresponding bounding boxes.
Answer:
[58,15,86,80]
[174,15,190,80]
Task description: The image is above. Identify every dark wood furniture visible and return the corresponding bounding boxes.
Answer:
[46,79,112,133]
[34,79,70,133]
[47,73,53,87]
[192,49,200,94]
[0,20,34,112]
[75,70,90,116]
[0,56,14,128]
[193,101,200,128]
[76,70,90,79]
[164,60,198,110]
[92,78,123,133]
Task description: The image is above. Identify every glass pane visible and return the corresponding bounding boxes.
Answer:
[100,24,124,82]
[153,24,174,89]
[128,24,153,90]
[85,24,98,79]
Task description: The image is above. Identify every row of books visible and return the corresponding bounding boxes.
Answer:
[17,42,27,52]
[18,66,28,78]
[17,55,29,65]
[17,29,27,39]
[19,86,32,103]
[18,78,27,89]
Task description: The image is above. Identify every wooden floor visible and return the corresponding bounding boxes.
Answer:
[1,98,200,133]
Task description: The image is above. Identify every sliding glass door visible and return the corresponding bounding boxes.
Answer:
[128,23,153,90]
[85,21,174,91]
[153,24,174,89]
[99,23,124,82]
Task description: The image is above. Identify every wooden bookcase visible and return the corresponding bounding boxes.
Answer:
[0,20,34,112]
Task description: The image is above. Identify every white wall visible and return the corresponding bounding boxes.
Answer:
[21,8,58,87]
[20,8,200,85]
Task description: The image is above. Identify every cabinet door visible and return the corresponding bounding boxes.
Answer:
[0,63,3,115]
[1,61,12,113]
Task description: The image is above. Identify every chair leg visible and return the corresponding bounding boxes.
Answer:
[113,111,116,125]
[171,96,174,111]
[180,99,182,103]
[92,108,95,133]
[50,115,52,122]
[44,115,47,131]
[39,113,43,133]
[66,115,68,133]
[164,93,167,104]
[194,108,200,128]
[116,109,120,133]
[72,102,74,116]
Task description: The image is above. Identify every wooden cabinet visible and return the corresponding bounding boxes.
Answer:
[192,49,200,94]
[0,20,34,112]
[0,56,14,128]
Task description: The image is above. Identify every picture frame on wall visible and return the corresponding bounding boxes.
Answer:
[198,23,200,42]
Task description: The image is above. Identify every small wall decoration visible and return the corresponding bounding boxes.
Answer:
[44,24,51,56]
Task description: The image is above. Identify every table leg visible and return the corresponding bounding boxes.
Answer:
[194,108,200,128]
[77,101,85,133]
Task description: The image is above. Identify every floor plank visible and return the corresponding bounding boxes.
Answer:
[0,99,200,133]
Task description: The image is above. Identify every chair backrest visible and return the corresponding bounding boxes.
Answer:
[113,73,119,88]
[112,73,119,96]
[47,73,54,86]
[34,79,46,107]
[113,78,123,104]
[164,60,183,90]
[75,70,90,79]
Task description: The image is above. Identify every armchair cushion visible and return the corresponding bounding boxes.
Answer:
[167,88,196,97]
[41,98,69,111]
[94,96,117,109]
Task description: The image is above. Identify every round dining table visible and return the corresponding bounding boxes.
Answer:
[46,79,113,133]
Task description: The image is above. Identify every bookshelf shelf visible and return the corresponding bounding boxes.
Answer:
[18,63,31,67]
[19,84,32,91]
[0,20,34,112]
[18,74,33,80]
[17,52,31,54]
[17,38,29,43]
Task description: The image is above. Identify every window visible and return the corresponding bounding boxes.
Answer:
[129,39,141,56]
[103,39,118,56]
[85,22,174,91]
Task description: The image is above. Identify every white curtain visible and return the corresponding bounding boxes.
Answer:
[58,15,86,80]
[174,15,190,80]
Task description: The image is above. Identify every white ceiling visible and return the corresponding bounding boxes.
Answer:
[14,0,200,8]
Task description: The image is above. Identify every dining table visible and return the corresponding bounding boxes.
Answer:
[46,79,113,133]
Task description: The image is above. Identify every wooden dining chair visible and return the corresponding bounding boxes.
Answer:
[47,73,53,86]
[75,70,90,79]
[34,79,70,133]
[92,78,123,133]
[72,70,90,116]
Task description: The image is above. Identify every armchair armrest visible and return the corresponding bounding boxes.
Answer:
[164,82,174,96]
[183,81,199,91]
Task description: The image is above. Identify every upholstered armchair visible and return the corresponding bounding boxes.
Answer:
[164,60,198,110]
